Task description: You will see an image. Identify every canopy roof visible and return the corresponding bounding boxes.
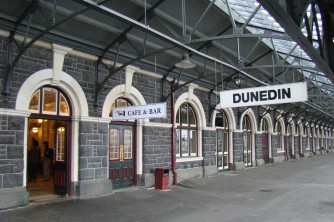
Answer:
[0,0,333,125]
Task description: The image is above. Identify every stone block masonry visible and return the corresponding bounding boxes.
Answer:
[79,121,109,181]
[142,126,171,173]
[0,115,25,189]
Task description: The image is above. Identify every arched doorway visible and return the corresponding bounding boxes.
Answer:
[215,110,229,170]
[27,86,71,198]
[109,98,136,189]
[242,115,252,167]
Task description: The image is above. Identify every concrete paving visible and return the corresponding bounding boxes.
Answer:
[2,153,334,222]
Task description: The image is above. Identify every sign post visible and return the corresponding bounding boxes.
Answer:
[220,82,308,108]
[112,102,167,120]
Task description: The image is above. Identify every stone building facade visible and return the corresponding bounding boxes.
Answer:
[0,33,333,210]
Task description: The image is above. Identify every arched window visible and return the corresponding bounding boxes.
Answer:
[29,87,70,116]
[242,115,252,166]
[215,111,228,128]
[262,119,268,133]
[277,122,283,150]
[109,98,132,117]
[175,103,197,157]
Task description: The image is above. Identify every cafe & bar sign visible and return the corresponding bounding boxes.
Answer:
[220,82,308,108]
[112,102,167,120]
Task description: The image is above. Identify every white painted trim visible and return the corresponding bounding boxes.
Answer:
[211,107,235,167]
[212,106,236,130]
[101,84,147,123]
[239,108,258,132]
[142,122,173,128]
[23,118,28,186]
[101,84,146,176]
[16,68,89,186]
[174,91,206,158]
[176,157,204,163]
[73,116,111,123]
[203,127,217,131]
[136,124,143,175]
[234,129,244,133]
[71,119,79,182]
[0,108,30,117]
[16,69,89,117]
[240,109,257,164]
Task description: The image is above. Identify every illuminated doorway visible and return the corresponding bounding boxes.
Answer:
[27,86,71,200]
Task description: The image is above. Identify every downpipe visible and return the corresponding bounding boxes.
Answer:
[171,79,177,185]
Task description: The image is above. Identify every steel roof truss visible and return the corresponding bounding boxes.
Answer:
[2,2,89,99]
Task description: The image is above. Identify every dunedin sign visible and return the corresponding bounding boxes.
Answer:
[112,102,167,120]
[220,82,308,108]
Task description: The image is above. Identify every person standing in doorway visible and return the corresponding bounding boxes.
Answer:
[43,141,53,181]
[28,140,41,182]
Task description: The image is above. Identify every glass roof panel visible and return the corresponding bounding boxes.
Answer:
[213,0,333,93]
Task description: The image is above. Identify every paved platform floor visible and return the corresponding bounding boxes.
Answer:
[2,153,334,222]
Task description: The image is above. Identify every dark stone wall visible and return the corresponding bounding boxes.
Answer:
[0,115,25,189]
[0,37,52,109]
[142,126,171,173]
[271,134,278,157]
[79,122,108,181]
[294,136,300,155]
[202,130,216,167]
[255,133,263,160]
[233,132,243,162]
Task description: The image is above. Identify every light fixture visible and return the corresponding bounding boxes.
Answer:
[175,53,196,69]
[233,73,246,87]
[32,127,39,133]
[58,127,65,132]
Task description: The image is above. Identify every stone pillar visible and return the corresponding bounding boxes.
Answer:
[255,132,264,166]
[74,120,112,198]
[0,113,29,210]
[232,131,245,170]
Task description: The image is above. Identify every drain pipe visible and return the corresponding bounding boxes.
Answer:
[171,79,177,185]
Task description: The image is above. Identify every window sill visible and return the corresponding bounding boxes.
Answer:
[176,157,204,163]
[277,150,285,153]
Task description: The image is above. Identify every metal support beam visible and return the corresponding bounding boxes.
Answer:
[191,33,292,43]
[2,4,89,99]
[257,0,334,84]
[189,0,217,37]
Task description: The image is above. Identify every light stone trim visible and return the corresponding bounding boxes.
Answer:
[52,44,72,85]
[0,108,30,117]
[174,92,206,158]
[16,69,89,117]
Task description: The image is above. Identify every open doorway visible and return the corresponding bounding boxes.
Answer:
[27,118,68,202]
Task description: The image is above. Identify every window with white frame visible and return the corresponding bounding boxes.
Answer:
[242,115,252,166]
[175,103,197,157]
[29,87,70,116]
[215,111,229,169]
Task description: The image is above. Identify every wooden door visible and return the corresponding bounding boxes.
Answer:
[109,124,135,189]
[54,124,67,195]
[216,131,229,170]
